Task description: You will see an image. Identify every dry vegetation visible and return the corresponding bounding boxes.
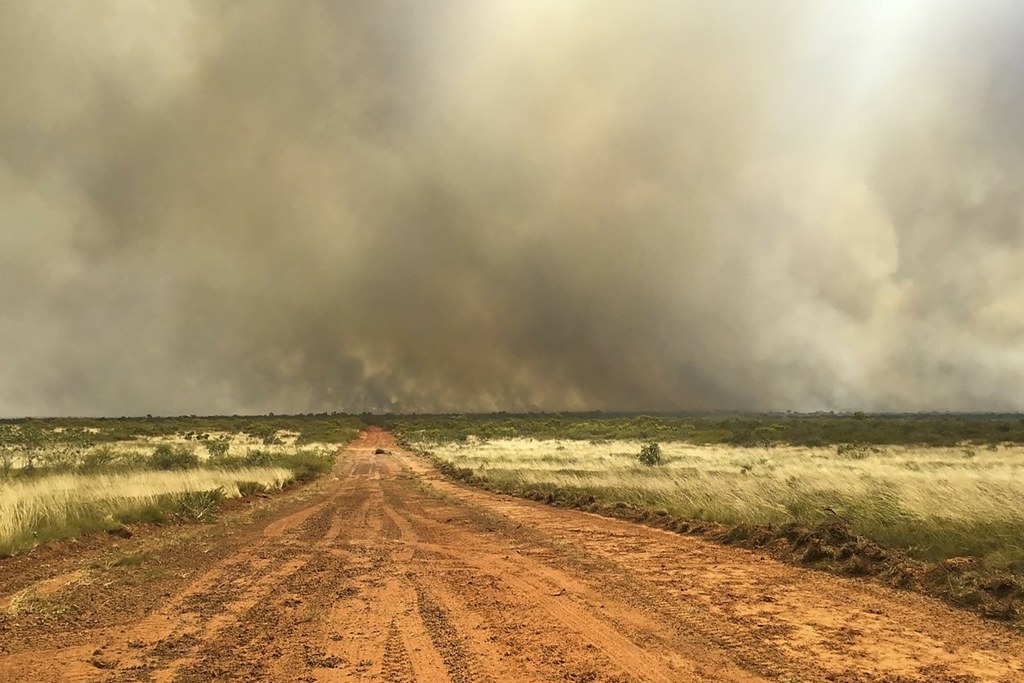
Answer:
[0,415,362,556]
[0,467,293,556]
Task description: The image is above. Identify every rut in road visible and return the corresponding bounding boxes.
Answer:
[1,427,1024,682]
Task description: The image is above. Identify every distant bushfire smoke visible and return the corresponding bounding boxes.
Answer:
[2,1,1024,415]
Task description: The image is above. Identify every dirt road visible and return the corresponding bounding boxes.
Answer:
[2,428,1023,682]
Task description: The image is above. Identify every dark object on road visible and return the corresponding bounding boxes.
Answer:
[374,447,389,455]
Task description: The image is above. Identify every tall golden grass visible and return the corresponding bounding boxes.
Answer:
[0,467,292,555]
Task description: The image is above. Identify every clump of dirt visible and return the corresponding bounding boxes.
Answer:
[714,523,1022,623]
[721,520,917,586]
[923,557,1024,620]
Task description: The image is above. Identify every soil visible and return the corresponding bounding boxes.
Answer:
[1,427,1022,682]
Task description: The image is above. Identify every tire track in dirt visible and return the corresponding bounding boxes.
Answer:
[377,473,714,682]
[109,475,362,681]
[413,584,483,683]
[380,619,415,683]
[165,446,461,683]
[301,462,482,683]
[3,428,1024,682]
[172,488,375,682]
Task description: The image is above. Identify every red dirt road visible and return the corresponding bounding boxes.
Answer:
[2,428,1023,682]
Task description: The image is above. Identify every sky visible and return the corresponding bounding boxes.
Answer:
[2,1,1023,416]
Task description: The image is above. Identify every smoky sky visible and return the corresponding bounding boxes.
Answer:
[2,1,1024,416]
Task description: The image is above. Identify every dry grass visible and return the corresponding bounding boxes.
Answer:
[73,435,324,462]
[421,438,1024,568]
[0,467,293,556]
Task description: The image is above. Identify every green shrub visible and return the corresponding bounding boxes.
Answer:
[210,455,246,470]
[244,449,275,467]
[152,444,199,470]
[236,481,266,496]
[78,447,116,472]
[278,450,334,482]
[114,449,150,470]
[174,487,226,523]
[241,448,332,482]
[116,504,169,525]
[206,439,231,459]
[638,442,662,466]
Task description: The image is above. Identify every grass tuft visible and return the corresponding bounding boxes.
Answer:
[174,487,226,523]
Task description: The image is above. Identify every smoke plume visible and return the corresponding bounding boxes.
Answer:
[2,1,1023,415]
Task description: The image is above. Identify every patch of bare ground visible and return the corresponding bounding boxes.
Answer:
[0,428,1021,682]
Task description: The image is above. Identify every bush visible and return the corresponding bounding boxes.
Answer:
[236,481,266,496]
[244,449,275,467]
[278,450,334,482]
[78,447,116,472]
[174,487,226,523]
[238,448,333,482]
[115,449,151,470]
[152,444,199,470]
[638,442,662,466]
[206,439,231,459]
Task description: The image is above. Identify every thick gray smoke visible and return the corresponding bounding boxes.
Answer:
[2,1,1023,416]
